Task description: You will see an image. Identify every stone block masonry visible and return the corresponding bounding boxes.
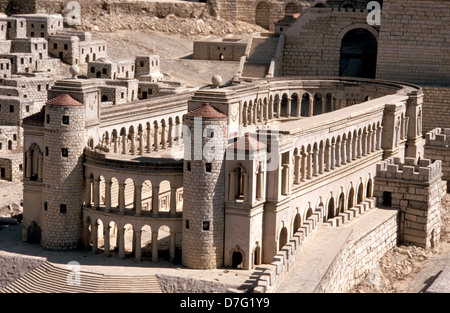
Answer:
[373,156,442,249]
[422,87,450,134]
[424,127,450,192]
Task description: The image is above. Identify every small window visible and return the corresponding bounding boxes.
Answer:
[9,105,14,113]
[41,24,44,29]
[140,61,144,67]
[64,44,68,50]
[203,221,210,231]
[187,161,191,171]
[13,134,16,141]
[46,114,50,123]
[37,85,41,91]
[90,67,95,73]
[185,220,189,229]
[45,146,49,156]
[102,68,107,75]
[26,105,30,112]
[121,92,124,99]
[44,202,48,211]
[31,23,35,28]
[205,163,212,172]
[62,116,69,125]
[61,148,68,157]
[60,204,67,213]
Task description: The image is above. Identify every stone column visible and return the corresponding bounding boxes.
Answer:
[335,141,341,167]
[307,152,312,179]
[154,126,159,151]
[138,130,144,155]
[121,134,127,154]
[346,139,352,163]
[357,134,362,158]
[269,98,274,119]
[294,155,301,184]
[367,130,372,154]
[243,173,250,202]
[105,180,112,212]
[104,225,110,256]
[152,186,160,217]
[134,182,142,217]
[170,186,177,217]
[26,151,31,178]
[340,139,346,165]
[170,231,176,262]
[243,106,248,127]
[301,152,306,181]
[130,133,136,155]
[152,230,158,262]
[113,137,118,154]
[276,98,281,118]
[93,177,100,208]
[259,102,264,122]
[352,136,357,160]
[362,132,367,156]
[92,221,98,253]
[312,150,318,176]
[161,125,166,149]
[135,230,142,262]
[118,227,125,259]
[318,147,324,174]
[330,143,335,170]
[257,170,264,199]
[248,105,253,125]
[146,126,152,153]
[286,97,291,117]
[38,153,43,180]
[168,124,173,147]
[118,182,126,214]
[282,164,290,194]
[376,127,382,150]
[309,95,314,117]
[325,145,331,172]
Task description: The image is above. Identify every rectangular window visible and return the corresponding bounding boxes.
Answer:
[46,114,50,123]
[102,68,107,75]
[26,105,30,112]
[64,44,68,50]
[37,85,41,91]
[53,43,58,49]
[45,146,49,156]
[60,204,67,213]
[203,221,210,231]
[9,105,14,113]
[44,202,48,211]
[187,161,191,171]
[205,163,212,172]
[62,116,69,125]
[185,220,189,229]
[61,148,68,157]
[90,67,95,73]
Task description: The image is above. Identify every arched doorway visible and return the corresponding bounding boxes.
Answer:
[357,183,364,204]
[293,213,301,234]
[348,187,355,209]
[327,197,335,219]
[366,178,373,198]
[285,2,299,15]
[232,251,243,268]
[278,227,288,251]
[338,193,345,213]
[339,28,378,78]
[255,2,270,30]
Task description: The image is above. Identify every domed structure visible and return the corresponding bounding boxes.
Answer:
[211,75,222,88]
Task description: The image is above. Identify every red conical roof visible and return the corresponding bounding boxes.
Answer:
[186,103,227,119]
[46,94,84,106]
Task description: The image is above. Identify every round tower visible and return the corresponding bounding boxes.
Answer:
[182,103,228,269]
[40,94,86,250]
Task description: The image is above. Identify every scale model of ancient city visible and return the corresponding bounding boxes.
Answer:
[0,0,449,293]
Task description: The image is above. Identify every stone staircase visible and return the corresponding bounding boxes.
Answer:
[0,262,163,293]
[242,35,279,79]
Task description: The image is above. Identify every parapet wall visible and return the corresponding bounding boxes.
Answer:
[422,87,450,134]
[424,127,450,191]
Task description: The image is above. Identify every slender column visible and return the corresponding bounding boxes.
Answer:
[357,135,362,158]
[269,99,274,119]
[170,186,177,217]
[175,122,181,142]
[26,151,31,178]
[92,221,98,253]
[229,172,236,201]
[330,143,335,170]
[113,137,118,154]
[300,152,306,181]
[376,127,382,150]
[346,139,352,163]
[367,131,372,154]
[118,227,125,259]
[85,177,92,206]
[38,153,43,180]
[104,225,111,256]
[296,98,301,117]
[170,232,176,262]
[154,126,159,151]
[146,126,151,153]
[243,107,248,127]
[371,130,376,152]
[257,170,264,199]
[259,102,264,122]
[276,99,281,118]
[135,230,142,261]
[161,125,166,149]
[134,182,142,217]
[282,164,290,194]
[93,177,100,208]
[243,173,250,202]
[306,152,312,179]
[248,105,253,125]
[138,130,144,155]
[335,141,341,167]
[152,186,160,217]
[294,155,301,184]
[325,145,331,172]
[352,137,357,160]
[286,97,291,117]
[318,147,324,174]
[121,134,127,154]
[130,133,136,155]
[362,132,367,156]
[118,182,125,214]
[168,124,173,147]
[105,180,112,212]
[312,150,318,176]
[152,231,158,262]
[340,139,346,165]
[308,95,313,117]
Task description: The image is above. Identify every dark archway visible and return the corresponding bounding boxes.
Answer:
[293,213,301,234]
[348,187,355,209]
[232,251,243,268]
[255,2,270,30]
[339,28,378,79]
[338,193,345,213]
[366,178,373,198]
[278,227,288,251]
[357,183,364,204]
[328,197,335,219]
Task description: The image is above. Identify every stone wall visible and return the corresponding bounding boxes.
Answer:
[376,0,450,86]
[422,87,450,134]
[0,252,45,290]
[424,127,450,192]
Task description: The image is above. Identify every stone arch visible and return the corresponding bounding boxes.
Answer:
[26,221,41,243]
[339,25,378,79]
[230,163,249,201]
[357,179,364,204]
[290,93,299,117]
[252,243,261,267]
[278,225,288,251]
[123,223,134,254]
[347,184,355,209]
[325,93,332,112]
[338,190,346,213]
[231,246,245,269]
[255,1,271,30]
[301,92,310,117]
[312,1,327,8]
[124,178,135,209]
[292,210,301,234]
[26,143,41,181]
[366,176,373,198]
[285,2,299,14]
[273,94,280,117]
[110,177,119,208]
[313,93,323,115]
[327,194,335,220]
[281,93,288,117]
